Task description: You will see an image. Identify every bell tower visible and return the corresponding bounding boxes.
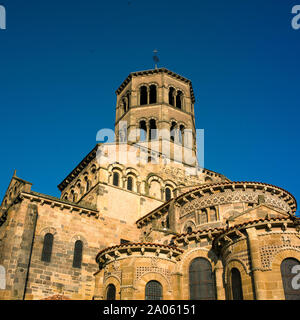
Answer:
[114,68,198,166]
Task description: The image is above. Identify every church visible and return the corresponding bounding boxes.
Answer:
[0,67,299,300]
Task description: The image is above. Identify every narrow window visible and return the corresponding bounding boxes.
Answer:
[189,258,216,300]
[165,187,172,201]
[176,90,183,109]
[149,85,157,104]
[149,119,157,140]
[179,125,185,144]
[106,284,116,300]
[41,233,54,263]
[231,268,243,300]
[169,87,175,106]
[72,240,83,269]
[170,122,177,142]
[113,172,120,187]
[145,280,162,300]
[139,121,147,141]
[140,86,148,105]
[127,176,133,191]
[281,258,300,300]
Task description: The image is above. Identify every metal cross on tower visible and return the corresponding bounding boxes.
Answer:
[153,49,159,69]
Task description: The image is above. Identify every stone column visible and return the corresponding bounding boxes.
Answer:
[246,227,265,300]
[171,272,183,300]
[215,260,226,300]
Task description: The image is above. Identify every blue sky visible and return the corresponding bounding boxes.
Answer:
[0,0,299,215]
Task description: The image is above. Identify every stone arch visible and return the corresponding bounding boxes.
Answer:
[270,248,300,272]
[70,234,88,247]
[108,164,125,186]
[182,220,196,233]
[103,276,121,300]
[39,227,57,239]
[134,272,172,300]
[224,258,249,283]
[147,175,164,199]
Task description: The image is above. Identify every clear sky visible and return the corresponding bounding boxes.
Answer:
[0,0,299,215]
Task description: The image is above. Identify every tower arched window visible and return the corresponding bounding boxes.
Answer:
[176,90,183,109]
[139,120,147,141]
[106,284,116,300]
[165,187,172,201]
[179,125,185,144]
[170,121,177,142]
[72,240,83,269]
[41,233,54,263]
[189,258,216,300]
[127,176,133,191]
[145,280,162,300]
[169,87,175,106]
[149,85,157,104]
[281,258,300,300]
[149,119,157,140]
[231,268,243,300]
[140,86,148,105]
[122,97,127,113]
[113,172,120,187]
[85,176,90,192]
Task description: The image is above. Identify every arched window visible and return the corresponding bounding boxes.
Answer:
[127,176,133,191]
[149,85,157,104]
[178,125,185,144]
[140,86,148,105]
[165,187,172,201]
[231,268,243,300]
[0,265,5,290]
[186,226,193,234]
[149,119,157,140]
[189,258,216,300]
[281,258,300,300]
[145,280,162,300]
[139,120,147,141]
[176,90,183,109]
[170,121,177,142]
[169,87,175,106]
[106,284,116,300]
[122,97,127,113]
[113,172,120,187]
[85,176,90,192]
[41,233,54,263]
[72,240,83,269]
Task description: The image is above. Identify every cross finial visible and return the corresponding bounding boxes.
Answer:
[153,49,159,69]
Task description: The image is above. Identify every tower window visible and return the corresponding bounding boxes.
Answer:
[72,240,83,269]
[170,122,177,142]
[127,176,133,191]
[140,86,148,105]
[176,90,183,109]
[113,172,120,187]
[139,120,147,141]
[149,119,157,140]
[149,85,157,104]
[169,87,175,106]
[41,233,54,263]
[179,125,185,144]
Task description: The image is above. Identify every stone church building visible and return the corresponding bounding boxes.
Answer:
[0,68,299,300]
